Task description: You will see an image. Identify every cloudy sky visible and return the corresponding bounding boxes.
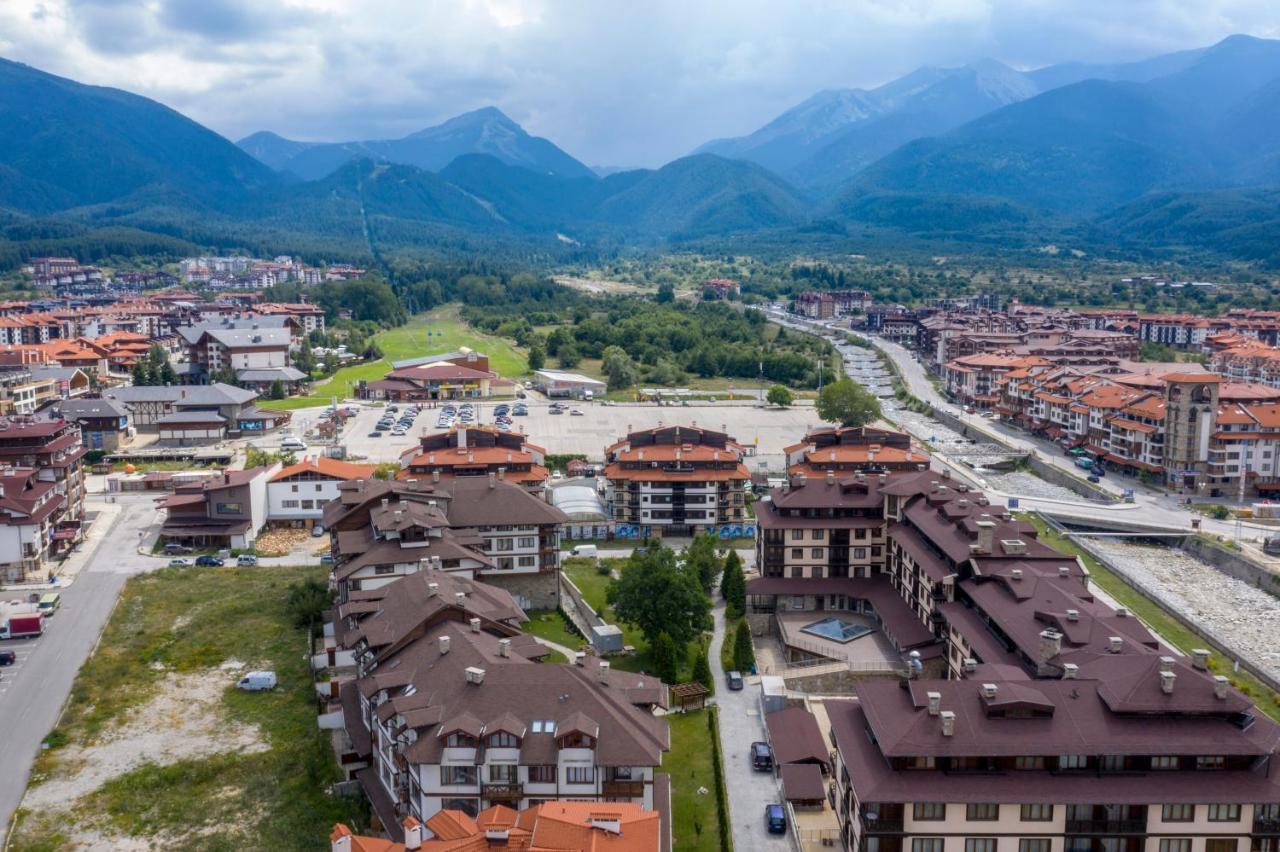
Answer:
[1,0,1276,167]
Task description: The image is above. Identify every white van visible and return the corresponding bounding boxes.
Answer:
[236,671,277,691]
[280,437,306,452]
[570,544,598,558]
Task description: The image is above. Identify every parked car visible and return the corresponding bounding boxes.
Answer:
[236,671,277,691]
[320,554,334,566]
[0,650,15,666]
[162,543,193,555]
[311,524,325,537]
[570,409,585,416]
[236,555,259,567]
[168,558,192,567]
[549,408,564,415]
[195,555,224,567]
[726,670,744,690]
[368,430,384,438]
[751,741,774,770]
[765,803,787,834]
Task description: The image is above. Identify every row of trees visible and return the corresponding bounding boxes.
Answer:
[129,344,177,386]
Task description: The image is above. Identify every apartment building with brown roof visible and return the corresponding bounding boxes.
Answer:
[603,425,749,537]
[0,415,88,583]
[324,475,567,610]
[785,426,931,477]
[323,569,668,841]
[399,427,549,494]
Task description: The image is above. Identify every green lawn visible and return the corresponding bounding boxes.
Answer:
[1022,513,1280,722]
[664,710,725,851]
[562,557,703,679]
[522,609,586,650]
[262,305,530,410]
[11,565,366,849]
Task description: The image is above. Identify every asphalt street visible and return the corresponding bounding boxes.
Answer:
[0,494,164,844]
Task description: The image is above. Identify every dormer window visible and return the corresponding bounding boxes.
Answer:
[559,732,595,749]
[446,732,477,748]
[488,731,519,748]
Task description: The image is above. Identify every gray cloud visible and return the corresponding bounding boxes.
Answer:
[3,0,1278,167]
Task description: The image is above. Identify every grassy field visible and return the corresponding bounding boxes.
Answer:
[522,609,586,650]
[261,305,531,410]
[664,710,725,851]
[1022,513,1280,722]
[562,558,703,680]
[11,565,366,850]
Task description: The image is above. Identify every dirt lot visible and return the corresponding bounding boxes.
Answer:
[336,399,827,469]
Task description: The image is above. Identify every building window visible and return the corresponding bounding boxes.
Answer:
[282,500,299,508]
[791,530,804,541]
[966,840,995,852]
[488,764,517,783]
[1159,841,1191,852]
[1162,804,1194,822]
[906,756,936,769]
[854,548,868,559]
[1150,756,1179,770]
[566,766,595,784]
[1020,804,1054,822]
[967,803,999,821]
[912,841,943,852]
[517,556,537,567]
[374,565,395,575]
[528,765,556,783]
[440,765,477,785]
[518,537,537,548]
[811,548,824,558]
[560,732,595,749]
[440,797,479,817]
[1020,841,1050,852]
[1208,804,1241,822]
[446,733,477,748]
[792,548,804,559]
[216,502,243,515]
[913,803,946,821]
[1099,755,1126,772]
[315,483,323,492]
[1197,756,1226,770]
[488,732,519,748]
[812,529,826,540]
[1205,842,1238,852]
[1058,754,1087,770]
[291,484,299,493]
[530,720,556,734]
[1014,756,1045,770]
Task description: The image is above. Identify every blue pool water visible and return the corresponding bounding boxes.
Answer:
[800,617,874,644]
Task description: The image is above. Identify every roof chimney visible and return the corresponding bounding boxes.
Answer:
[465,666,486,685]
[1039,629,1062,662]
[380,497,389,510]
[981,683,998,700]
[1065,609,1079,622]
[1159,656,1176,674]
[439,635,451,654]
[927,691,942,716]
[455,591,466,607]
[498,638,511,658]
[976,520,995,554]
[403,817,424,851]
[427,582,439,597]
[1010,568,1023,581]
[497,466,505,481]
[574,652,586,667]
[470,617,481,633]
[599,660,611,682]
[1192,649,1210,671]
[1115,606,1128,618]
[940,710,956,737]
[827,470,835,485]
[432,469,440,483]
[1160,671,1176,695]
[1107,636,1123,653]
[962,658,977,675]
[1058,565,1071,578]
[1214,675,1230,700]
[1063,663,1079,680]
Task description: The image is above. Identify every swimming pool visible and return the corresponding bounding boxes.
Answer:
[800,617,874,644]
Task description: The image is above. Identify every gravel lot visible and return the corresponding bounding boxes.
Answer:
[330,399,826,468]
[1082,538,1280,681]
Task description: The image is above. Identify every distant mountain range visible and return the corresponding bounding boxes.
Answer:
[236,108,594,180]
[2,36,1280,265]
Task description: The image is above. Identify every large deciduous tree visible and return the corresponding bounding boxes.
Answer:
[607,546,710,649]
[817,378,881,427]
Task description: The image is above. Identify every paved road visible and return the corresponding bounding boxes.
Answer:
[0,495,164,844]
[708,601,790,850]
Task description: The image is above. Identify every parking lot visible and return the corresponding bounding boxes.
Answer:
[0,635,37,700]
[324,398,826,466]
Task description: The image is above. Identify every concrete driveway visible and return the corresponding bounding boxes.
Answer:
[708,601,791,850]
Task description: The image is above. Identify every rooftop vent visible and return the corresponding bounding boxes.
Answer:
[1159,656,1176,674]
[1063,663,1079,680]
[427,582,439,597]
[1001,539,1026,555]
[1010,568,1023,581]
[439,635,451,655]
[1039,629,1062,662]
[927,691,942,716]
[1160,671,1176,695]
[981,683,998,700]
[498,638,511,658]
[465,666,486,685]
[1058,566,1071,578]
[574,652,586,667]
[1214,675,1230,700]
[599,660,611,683]
[940,710,956,737]
[1192,649,1210,671]
[1115,606,1128,618]
[962,658,977,675]
[1107,636,1123,653]
[470,617,481,633]
[1065,609,1079,623]
[455,592,466,607]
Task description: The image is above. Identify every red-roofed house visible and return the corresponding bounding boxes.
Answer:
[267,456,378,526]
